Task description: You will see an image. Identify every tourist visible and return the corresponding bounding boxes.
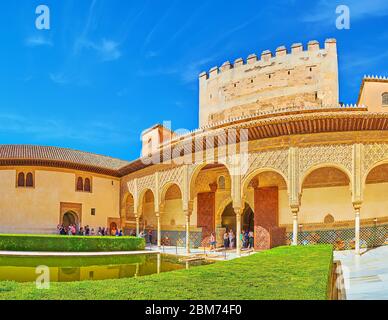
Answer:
[223,231,229,249]
[97,227,102,236]
[91,228,95,236]
[148,229,153,244]
[248,231,254,249]
[229,230,235,249]
[209,233,216,251]
[119,229,123,237]
[239,231,244,249]
[244,230,249,248]
[85,225,90,236]
[78,227,84,236]
[71,224,76,236]
[115,229,119,236]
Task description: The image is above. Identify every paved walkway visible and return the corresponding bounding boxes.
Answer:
[334,246,388,300]
[0,250,160,257]
[147,244,254,260]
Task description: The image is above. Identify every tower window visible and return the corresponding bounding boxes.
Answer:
[383,93,388,106]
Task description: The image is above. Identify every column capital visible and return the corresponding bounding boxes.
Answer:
[290,205,300,216]
[353,201,362,211]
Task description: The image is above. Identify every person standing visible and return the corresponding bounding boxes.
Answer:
[209,233,216,251]
[223,231,229,249]
[248,231,254,249]
[229,230,234,249]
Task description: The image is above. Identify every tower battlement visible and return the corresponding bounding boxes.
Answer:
[199,39,339,127]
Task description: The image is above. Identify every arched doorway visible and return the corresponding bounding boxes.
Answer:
[62,211,78,228]
[190,164,232,246]
[221,202,254,233]
[110,222,118,236]
[242,170,288,250]
[300,166,352,248]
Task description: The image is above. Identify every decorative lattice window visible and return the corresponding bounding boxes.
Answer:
[84,178,91,193]
[218,176,226,190]
[26,172,34,187]
[76,177,83,191]
[17,172,25,187]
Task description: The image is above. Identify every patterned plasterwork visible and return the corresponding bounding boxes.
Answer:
[242,149,289,181]
[363,143,388,176]
[299,144,353,178]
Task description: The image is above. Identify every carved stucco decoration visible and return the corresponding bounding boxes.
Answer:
[363,143,388,177]
[159,166,184,192]
[242,149,289,181]
[299,144,353,179]
[137,174,156,197]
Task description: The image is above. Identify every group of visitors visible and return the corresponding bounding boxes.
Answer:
[57,224,124,237]
[139,229,153,244]
[215,229,254,250]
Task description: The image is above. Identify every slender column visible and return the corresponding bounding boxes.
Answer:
[291,207,299,246]
[156,213,161,248]
[185,213,191,255]
[235,208,242,256]
[354,205,361,255]
[136,216,140,237]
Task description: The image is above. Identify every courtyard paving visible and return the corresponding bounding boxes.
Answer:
[334,246,388,300]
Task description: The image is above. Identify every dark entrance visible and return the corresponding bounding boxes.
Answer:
[62,211,78,228]
[221,203,254,233]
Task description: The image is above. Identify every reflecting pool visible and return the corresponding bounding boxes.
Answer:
[0,254,211,283]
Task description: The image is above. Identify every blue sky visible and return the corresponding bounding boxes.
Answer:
[1,0,387,161]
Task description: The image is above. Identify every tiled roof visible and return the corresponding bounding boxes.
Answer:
[0,145,130,175]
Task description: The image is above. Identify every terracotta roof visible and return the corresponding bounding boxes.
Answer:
[0,145,130,176]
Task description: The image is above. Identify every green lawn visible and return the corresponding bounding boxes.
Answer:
[0,245,333,300]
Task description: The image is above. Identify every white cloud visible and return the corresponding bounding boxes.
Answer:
[25,36,53,47]
[49,72,68,85]
[74,38,122,62]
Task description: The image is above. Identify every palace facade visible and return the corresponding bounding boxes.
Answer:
[1,39,388,255]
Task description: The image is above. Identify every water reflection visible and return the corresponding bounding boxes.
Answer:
[0,254,210,283]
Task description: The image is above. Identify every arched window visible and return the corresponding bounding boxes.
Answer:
[76,177,83,191]
[383,93,388,106]
[218,176,226,190]
[84,178,91,192]
[26,172,34,187]
[17,172,25,187]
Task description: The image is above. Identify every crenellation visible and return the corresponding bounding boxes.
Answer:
[291,43,303,54]
[261,50,272,62]
[209,66,219,78]
[220,61,232,72]
[247,54,258,64]
[324,38,337,52]
[308,40,319,51]
[234,58,244,68]
[276,46,287,57]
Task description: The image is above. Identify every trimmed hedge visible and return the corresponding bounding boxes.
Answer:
[0,234,145,252]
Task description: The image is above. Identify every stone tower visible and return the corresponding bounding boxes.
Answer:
[199,39,339,127]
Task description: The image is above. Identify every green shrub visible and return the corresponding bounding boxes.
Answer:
[0,234,145,252]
